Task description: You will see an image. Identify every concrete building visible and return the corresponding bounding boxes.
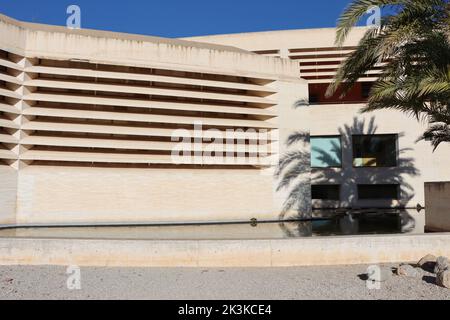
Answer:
[0,14,307,225]
[186,29,450,219]
[0,13,449,228]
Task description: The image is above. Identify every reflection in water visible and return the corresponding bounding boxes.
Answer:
[280,214,399,237]
[280,209,423,237]
[0,210,423,240]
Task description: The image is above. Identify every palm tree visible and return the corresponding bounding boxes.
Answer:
[328,0,450,150]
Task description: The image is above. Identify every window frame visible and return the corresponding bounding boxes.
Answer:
[351,133,399,168]
[310,135,343,169]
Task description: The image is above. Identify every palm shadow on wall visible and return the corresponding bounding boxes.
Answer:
[276,116,420,225]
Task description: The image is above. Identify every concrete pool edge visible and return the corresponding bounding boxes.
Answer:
[1,233,450,267]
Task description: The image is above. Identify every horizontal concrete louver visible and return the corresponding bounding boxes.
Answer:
[0,50,21,167]
[254,46,383,83]
[1,50,278,168]
[290,47,384,83]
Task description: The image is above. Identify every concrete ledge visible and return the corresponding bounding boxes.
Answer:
[1,233,450,267]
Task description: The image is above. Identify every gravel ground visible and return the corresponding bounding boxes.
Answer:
[0,264,449,300]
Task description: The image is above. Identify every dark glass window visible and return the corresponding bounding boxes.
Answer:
[358,184,399,200]
[352,134,397,167]
[361,82,373,99]
[312,185,340,201]
[309,94,319,104]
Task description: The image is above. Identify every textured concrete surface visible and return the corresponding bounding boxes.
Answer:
[0,264,449,300]
[425,182,450,231]
[2,234,450,267]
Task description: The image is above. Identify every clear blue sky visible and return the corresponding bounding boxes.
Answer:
[0,0,359,38]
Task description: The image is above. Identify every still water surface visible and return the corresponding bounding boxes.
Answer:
[0,211,420,240]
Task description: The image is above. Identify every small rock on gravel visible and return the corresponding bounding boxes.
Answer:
[396,264,421,278]
[434,256,450,274]
[436,270,450,289]
[418,254,437,272]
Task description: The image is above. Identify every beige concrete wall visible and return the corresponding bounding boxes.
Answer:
[0,14,309,225]
[425,182,450,231]
[0,166,17,224]
[183,27,369,57]
[10,81,307,225]
[15,166,276,224]
[0,17,27,56]
[1,233,450,267]
[0,13,299,80]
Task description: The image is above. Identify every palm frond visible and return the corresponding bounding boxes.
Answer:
[331,0,450,149]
